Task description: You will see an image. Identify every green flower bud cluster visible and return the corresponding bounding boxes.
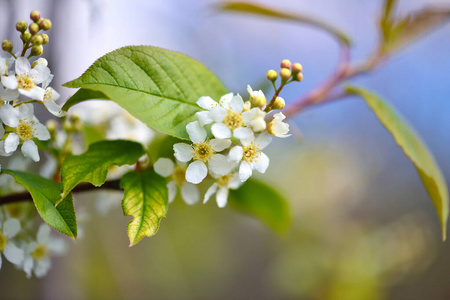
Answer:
[3,10,53,58]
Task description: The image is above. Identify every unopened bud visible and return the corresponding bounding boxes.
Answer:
[2,40,13,52]
[30,45,43,57]
[70,114,80,123]
[21,32,31,43]
[280,68,291,81]
[250,94,267,108]
[63,121,73,132]
[266,69,278,82]
[29,23,39,34]
[40,33,49,44]
[294,73,304,82]
[32,58,48,68]
[16,20,28,32]
[292,63,303,73]
[30,10,41,22]
[272,97,285,110]
[46,119,58,135]
[280,59,291,69]
[250,118,266,133]
[39,19,52,31]
[31,34,43,45]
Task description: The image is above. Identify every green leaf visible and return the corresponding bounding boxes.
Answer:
[381,7,450,54]
[347,86,449,240]
[229,179,291,234]
[63,45,228,140]
[218,1,351,46]
[3,170,77,239]
[62,88,110,112]
[60,140,145,200]
[121,169,168,246]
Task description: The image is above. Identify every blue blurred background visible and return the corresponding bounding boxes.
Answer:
[0,0,449,299]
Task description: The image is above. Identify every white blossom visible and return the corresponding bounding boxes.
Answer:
[0,218,24,270]
[204,172,241,208]
[154,158,200,205]
[268,112,291,138]
[242,108,267,133]
[42,74,65,117]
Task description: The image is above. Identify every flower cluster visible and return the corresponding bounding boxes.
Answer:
[0,11,64,169]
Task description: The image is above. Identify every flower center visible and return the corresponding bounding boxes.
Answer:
[217,174,231,187]
[193,142,214,162]
[0,232,6,252]
[173,166,186,186]
[17,119,36,141]
[44,88,54,100]
[17,74,36,91]
[242,143,260,163]
[223,110,244,130]
[32,244,47,260]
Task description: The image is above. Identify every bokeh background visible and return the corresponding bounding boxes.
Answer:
[0,0,449,299]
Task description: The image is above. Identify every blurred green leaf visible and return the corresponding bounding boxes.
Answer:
[347,86,449,240]
[60,140,145,201]
[3,169,77,239]
[63,45,228,140]
[82,122,108,146]
[121,169,168,246]
[381,7,450,54]
[218,1,351,45]
[62,89,110,112]
[229,179,291,234]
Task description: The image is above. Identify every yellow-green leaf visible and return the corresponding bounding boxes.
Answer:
[347,86,449,240]
[218,1,351,45]
[121,169,168,246]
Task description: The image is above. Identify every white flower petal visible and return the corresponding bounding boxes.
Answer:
[173,143,193,162]
[3,242,24,265]
[256,132,273,149]
[167,181,177,203]
[4,133,19,154]
[42,73,53,89]
[22,140,40,162]
[48,239,66,255]
[185,161,207,184]
[216,188,229,208]
[34,123,50,141]
[195,111,213,126]
[228,146,243,163]
[0,104,22,127]
[239,161,253,182]
[209,154,233,176]
[0,88,19,101]
[19,86,46,100]
[253,152,270,174]
[43,99,66,117]
[186,121,206,144]
[249,118,266,132]
[24,256,33,278]
[37,224,51,244]
[233,127,254,145]
[0,141,13,157]
[32,64,51,84]
[211,123,231,139]
[227,173,241,189]
[154,158,175,177]
[209,106,227,122]
[1,75,18,90]
[15,57,30,75]
[210,139,231,152]
[180,182,200,205]
[219,93,233,109]
[3,218,21,238]
[229,94,244,113]
[196,96,217,110]
[35,258,51,278]
[203,183,218,204]
[18,103,34,119]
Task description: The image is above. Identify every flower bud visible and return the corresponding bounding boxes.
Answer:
[250,118,266,133]
[31,34,43,45]
[29,22,39,34]
[280,68,291,81]
[280,59,291,69]
[30,45,43,57]
[266,69,278,82]
[292,62,303,73]
[16,20,28,32]
[294,73,304,82]
[40,33,49,45]
[30,10,41,22]
[250,94,267,108]
[39,19,52,31]
[272,97,285,110]
[2,40,13,52]
[32,58,48,68]
[21,32,32,43]
[46,119,58,136]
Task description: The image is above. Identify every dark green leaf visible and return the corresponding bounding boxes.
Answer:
[60,140,145,200]
[63,46,228,140]
[347,86,449,240]
[229,179,291,234]
[3,170,77,239]
[121,169,168,246]
[218,1,351,45]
